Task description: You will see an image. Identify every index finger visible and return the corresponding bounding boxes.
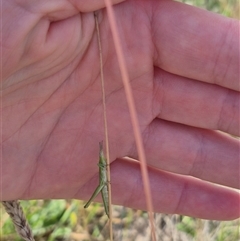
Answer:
[152,0,239,91]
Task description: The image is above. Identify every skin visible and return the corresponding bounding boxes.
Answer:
[2,0,240,220]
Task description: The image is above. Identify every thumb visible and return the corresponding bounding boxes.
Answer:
[68,0,126,14]
[21,0,126,21]
[3,0,125,81]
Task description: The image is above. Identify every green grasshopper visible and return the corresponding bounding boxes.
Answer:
[84,142,109,218]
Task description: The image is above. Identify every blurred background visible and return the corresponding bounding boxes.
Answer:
[178,0,239,18]
[1,0,239,240]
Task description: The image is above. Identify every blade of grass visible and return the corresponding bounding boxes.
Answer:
[94,11,113,241]
[103,1,156,240]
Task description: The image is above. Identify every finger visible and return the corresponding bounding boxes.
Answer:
[14,0,125,19]
[153,68,240,136]
[3,1,92,81]
[137,119,239,189]
[69,0,125,13]
[80,158,240,220]
[4,1,109,92]
[3,0,124,76]
[152,0,239,91]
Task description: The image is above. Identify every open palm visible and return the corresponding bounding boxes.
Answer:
[2,0,239,220]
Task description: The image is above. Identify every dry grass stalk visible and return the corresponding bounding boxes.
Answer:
[2,200,35,241]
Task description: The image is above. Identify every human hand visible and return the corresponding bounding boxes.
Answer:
[2,0,239,220]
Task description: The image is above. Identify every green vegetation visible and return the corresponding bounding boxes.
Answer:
[1,200,239,240]
[1,200,77,241]
[177,0,239,18]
